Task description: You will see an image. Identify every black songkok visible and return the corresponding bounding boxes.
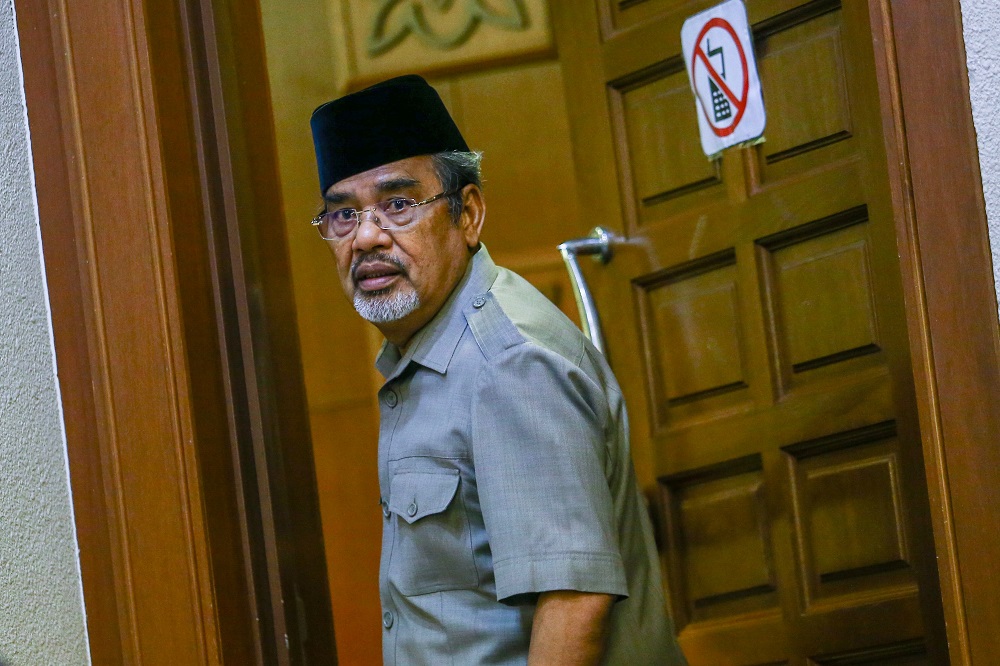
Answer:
[310,75,470,195]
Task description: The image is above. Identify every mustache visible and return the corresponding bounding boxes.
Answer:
[351,252,408,283]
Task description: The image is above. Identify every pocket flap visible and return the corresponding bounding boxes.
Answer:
[389,470,460,525]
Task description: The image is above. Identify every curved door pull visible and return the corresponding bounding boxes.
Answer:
[557,226,614,354]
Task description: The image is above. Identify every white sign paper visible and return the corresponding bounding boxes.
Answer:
[681,0,766,157]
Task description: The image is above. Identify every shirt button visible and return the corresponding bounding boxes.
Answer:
[473,295,487,309]
[384,389,398,408]
[407,501,418,517]
[382,610,394,629]
[381,500,390,518]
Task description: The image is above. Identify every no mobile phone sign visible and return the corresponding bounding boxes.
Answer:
[681,0,765,157]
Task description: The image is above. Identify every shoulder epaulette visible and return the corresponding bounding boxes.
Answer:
[464,292,525,360]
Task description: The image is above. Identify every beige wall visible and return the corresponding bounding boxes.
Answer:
[0,1,89,664]
[960,0,1000,317]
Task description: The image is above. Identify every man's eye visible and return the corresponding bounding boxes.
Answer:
[329,208,356,223]
[383,198,410,213]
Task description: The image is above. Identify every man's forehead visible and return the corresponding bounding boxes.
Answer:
[324,155,437,200]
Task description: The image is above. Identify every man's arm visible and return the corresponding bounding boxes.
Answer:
[528,591,615,665]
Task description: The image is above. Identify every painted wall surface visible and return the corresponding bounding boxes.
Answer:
[961,0,1000,314]
[0,1,90,664]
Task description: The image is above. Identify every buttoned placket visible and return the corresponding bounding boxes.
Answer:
[377,378,405,653]
[370,248,502,661]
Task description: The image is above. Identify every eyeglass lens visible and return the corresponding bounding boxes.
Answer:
[318,197,418,240]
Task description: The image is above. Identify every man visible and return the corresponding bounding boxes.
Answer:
[310,75,687,665]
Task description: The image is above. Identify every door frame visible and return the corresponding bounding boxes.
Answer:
[17,0,334,663]
[869,3,1000,662]
[16,0,999,663]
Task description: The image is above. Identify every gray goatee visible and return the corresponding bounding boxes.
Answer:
[351,252,419,323]
[353,289,420,323]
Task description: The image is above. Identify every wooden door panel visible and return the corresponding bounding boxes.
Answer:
[757,207,885,394]
[754,4,853,172]
[662,456,777,623]
[598,0,804,48]
[599,1,804,82]
[655,375,894,474]
[599,0,690,38]
[796,614,925,663]
[637,250,755,429]
[634,206,888,440]
[613,162,867,274]
[784,423,915,604]
[554,0,943,662]
[614,66,729,225]
[621,69,723,215]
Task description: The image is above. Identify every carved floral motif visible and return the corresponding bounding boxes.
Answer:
[367,0,530,56]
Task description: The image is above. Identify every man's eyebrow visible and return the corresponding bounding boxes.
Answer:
[323,191,350,205]
[375,177,420,194]
[323,177,421,204]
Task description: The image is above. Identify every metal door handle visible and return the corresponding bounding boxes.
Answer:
[557,226,613,354]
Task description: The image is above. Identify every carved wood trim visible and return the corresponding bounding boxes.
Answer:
[335,0,554,91]
[367,0,530,56]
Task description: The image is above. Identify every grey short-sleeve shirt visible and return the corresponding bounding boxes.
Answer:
[374,246,687,665]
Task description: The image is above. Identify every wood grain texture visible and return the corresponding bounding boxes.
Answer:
[20,0,336,663]
[21,0,218,662]
[872,1,1000,663]
[157,0,337,661]
[553,1,946,663]
[23,0,997,662]
[15,3,125,663]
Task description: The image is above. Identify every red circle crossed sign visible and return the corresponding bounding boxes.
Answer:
[692,17,749,137]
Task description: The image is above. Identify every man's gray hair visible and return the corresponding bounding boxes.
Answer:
[431,150,483,222]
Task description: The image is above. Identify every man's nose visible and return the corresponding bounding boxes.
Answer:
[352,211,392,251]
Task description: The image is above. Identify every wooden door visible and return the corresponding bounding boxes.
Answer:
[552,1,947,663]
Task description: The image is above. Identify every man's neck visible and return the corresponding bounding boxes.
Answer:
[378,251,478,350]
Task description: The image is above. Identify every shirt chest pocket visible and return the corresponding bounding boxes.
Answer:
[388,470,479,596]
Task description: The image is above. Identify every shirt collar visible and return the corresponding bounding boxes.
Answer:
[375,244,499,381]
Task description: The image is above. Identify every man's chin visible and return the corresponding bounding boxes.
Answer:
[353,288,420,324]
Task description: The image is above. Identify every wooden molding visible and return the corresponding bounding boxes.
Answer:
[871,1,1000,664]
[15,3,125,662]
[18,0,222,661]
[18,0,335,663]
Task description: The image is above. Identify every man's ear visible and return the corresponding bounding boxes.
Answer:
[458,184,485,249]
